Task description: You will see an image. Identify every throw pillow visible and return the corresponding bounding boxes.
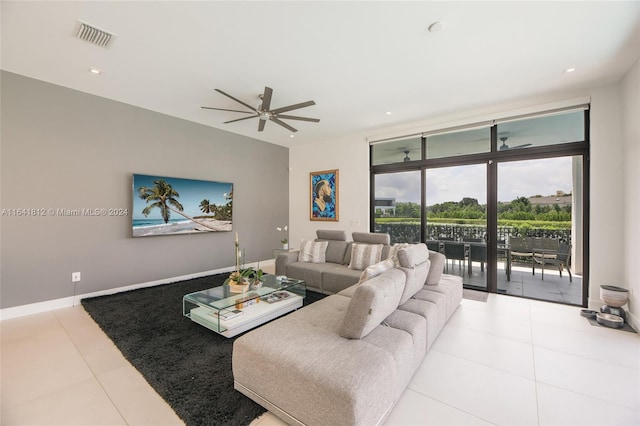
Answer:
[348,243,383,270]
[298,240,329,263]
[357,257,395,284]
[388,243,411,259]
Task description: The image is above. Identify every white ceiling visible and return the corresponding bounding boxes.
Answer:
[2,1,639,147]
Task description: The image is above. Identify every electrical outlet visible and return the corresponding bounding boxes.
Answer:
[72,272,81,282]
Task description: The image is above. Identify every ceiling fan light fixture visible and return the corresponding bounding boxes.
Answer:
[258,111,271,121]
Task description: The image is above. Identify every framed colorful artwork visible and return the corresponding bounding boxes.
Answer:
[310,169,339,221]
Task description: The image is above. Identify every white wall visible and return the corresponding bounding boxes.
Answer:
[290,82,635,325]
[622,59,640,328]
[289,133,370,245]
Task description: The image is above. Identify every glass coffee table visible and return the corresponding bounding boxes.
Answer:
[183,274,305,337]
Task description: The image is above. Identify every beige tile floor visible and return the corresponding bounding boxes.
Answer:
[2,292,639,425]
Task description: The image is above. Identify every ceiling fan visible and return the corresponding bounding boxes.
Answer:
[499,136,532,151]
[201,87,319,133]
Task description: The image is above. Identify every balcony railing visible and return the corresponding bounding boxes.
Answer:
[374,223,572,245]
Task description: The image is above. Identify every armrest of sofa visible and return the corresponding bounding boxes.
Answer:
[275,250,300,276]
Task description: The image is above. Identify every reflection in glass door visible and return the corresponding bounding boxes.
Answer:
[497,156,583,304]
[373,171,422,243]
[425,164,487,290]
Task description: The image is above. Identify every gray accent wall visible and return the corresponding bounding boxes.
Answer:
[0,71,288,309]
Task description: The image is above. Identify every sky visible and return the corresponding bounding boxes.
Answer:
[132,174,233,220]
[375,157,574,206]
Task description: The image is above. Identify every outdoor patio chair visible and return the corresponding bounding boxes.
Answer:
[443,241,466,272]
[509,236,534,273]
[532,237,559,277]
[426,240,441,253]
[534,242,572,282]
[467,243,486,275]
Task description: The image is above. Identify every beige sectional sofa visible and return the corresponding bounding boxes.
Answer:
[233,242,463,425]
[275,229,393,294]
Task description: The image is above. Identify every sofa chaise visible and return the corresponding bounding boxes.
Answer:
[233,242,463,425]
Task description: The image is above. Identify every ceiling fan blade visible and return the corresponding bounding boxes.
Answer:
[258,118,267,132]
[224,115,258,124]
[261,87,273,112]
[276,114,320,122]
[201,106,254,114]
[270,100,316,114]
[270,116,298,133]
[214,89,258,112]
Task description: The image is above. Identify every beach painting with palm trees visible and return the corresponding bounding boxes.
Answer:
[132,174,233,237]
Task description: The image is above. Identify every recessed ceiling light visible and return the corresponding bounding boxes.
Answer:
[385,111,392,115]
[564,67,576,74]
[290,134,295,138]
[428,21,445,33]
[88,67,102,75]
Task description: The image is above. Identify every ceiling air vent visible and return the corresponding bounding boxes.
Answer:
[73,20,116,48]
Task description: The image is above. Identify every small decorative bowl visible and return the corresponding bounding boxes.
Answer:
[580,309,598,319]
[596,312,624,329]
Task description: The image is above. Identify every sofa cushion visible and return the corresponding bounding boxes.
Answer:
[426,250,446,285]
[321,265,363,294]
[396,244,431,305]
[316,229,347,241]
[316,239,349,264]
[339,268,406,339]
[298,240,328,263]
[397,243,429,266]
[352,231,390,245]
[419,274,464,320]
[285,262,329,293]
[358,257,396,283]
[348,243,383,270]
[383,309,427,372]
[342,242,353,265]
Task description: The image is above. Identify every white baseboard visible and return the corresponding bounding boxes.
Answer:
[0,259,274,321]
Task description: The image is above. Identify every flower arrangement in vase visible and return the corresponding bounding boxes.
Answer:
[224,232,265,293]
[225,232,249,293]
[277,225,289,249]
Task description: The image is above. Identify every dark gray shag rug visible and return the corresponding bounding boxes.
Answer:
[81,274,325,426]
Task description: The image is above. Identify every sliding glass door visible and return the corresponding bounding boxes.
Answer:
[373,170,422,243]
[497,156,583,304]
[425,164,487,290]
[370,107,589,306]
